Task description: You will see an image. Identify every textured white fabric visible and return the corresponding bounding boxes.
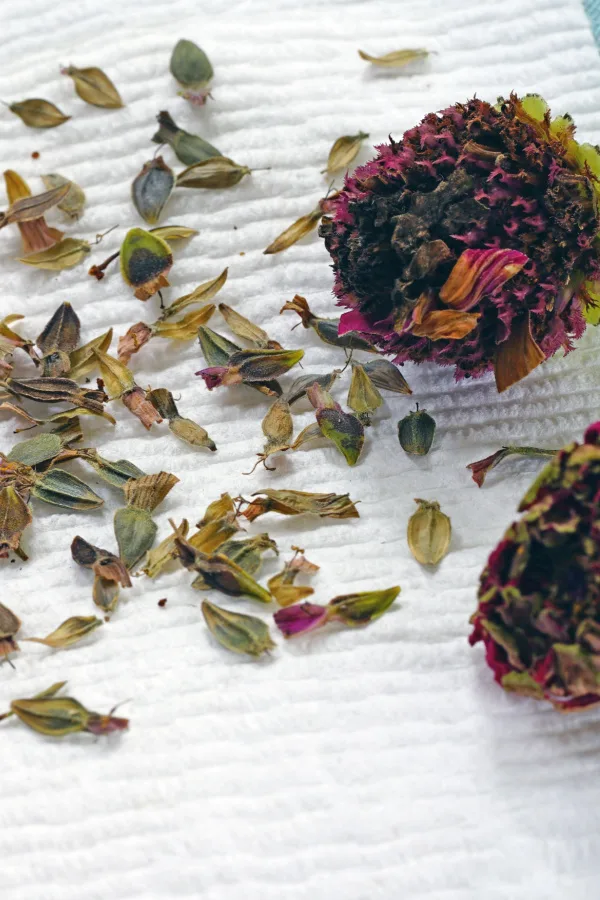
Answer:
[2,1,600,897]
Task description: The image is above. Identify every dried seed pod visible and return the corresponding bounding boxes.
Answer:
[170,39,214,106]
[61,65,123,108]
[322,131,368,175]
[357,48,429,68]
[41,174,86,220]
[119,227,173,301]
[0,602,21,662]
[176,157,251,190]
[264,205,323,255]
[131,157,175,225]
[8,99,70,128]
[407,499,451,566]
[25,616,102,649]
[201,600,275,657]
[397,405,436,455]
[152,110,221,166]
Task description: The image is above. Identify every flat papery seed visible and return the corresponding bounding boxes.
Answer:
[407,499,451,566]
[62,65,123,108]
[176,157,251,190]
[9,99,71,128]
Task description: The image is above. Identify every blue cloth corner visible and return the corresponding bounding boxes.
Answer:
[585,0,600,46]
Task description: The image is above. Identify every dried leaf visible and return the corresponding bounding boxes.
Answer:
[114,507,157,571]
[218,533,278,576]
[93,349,135,397]
[32,469,104,510]
[347,363,383,421]
[25,616,102,649]
[198,493,237,527]
[240,489,359,522]
[407,499,451,566]
[152,305,215,340]
[201,600,275,658]
[285,371,340,405]
[494,315,545,393]
[149,225,198,242]
[123,472,178,513]
[17,237,90,270]
[41,174,86,220]
[176,538,272,603]
[152,110,221,166]
[7,433,62,467]
[357,48,429,68]
[176,157,251,190]
[362,358,412,395]
[0,486,31,558]
[218,303,276,348]
[9,98,70,128]
[119,227,173,301]
[308,383,365,466]
[322,131,368,175]
[0,182,70,228]
[62,65,123,108]
[165,268,228,318]
[131,157,174,225]
[69,328,113,381]
[263,206,322,254]
[77,449,145,489]
[142,519,189,578]
[198,325,240,366]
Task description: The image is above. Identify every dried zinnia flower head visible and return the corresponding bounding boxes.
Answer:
[320,94,600,391]
[470,421,600,711]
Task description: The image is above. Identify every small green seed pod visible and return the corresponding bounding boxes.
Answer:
[397,404,436,456]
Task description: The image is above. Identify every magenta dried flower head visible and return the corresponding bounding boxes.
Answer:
[321,94,600,391]
[470,421,600,711]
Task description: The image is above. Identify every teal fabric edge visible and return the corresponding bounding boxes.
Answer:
[585,0,600,47]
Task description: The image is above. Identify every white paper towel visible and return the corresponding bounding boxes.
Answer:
[2,1,600,897]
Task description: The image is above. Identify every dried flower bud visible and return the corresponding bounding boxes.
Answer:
[274,585,399,637]
[147,388,216,450]
[176,537,272,603]
[273,602,329,637]
[240,489,359,522]
[280,295,377,351]
[37,302,81,377]
[466,445,556,487]
[6,683,128,738]
[119,227,173,301]
[397,405,436,456]
[218,533,278,576]
[170,39,214,105]
[197,348,304,390]
[201,600,275,658]
[152,110,221,166]
[407,499,451,566]
[71,536,131,587]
